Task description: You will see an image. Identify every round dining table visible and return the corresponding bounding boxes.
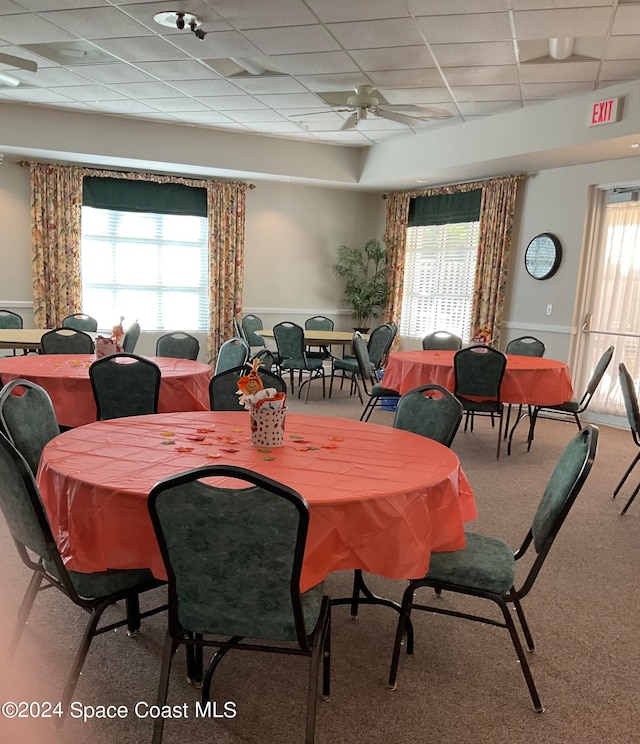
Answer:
[0,354,212,428]
[382,349,574,405]
[37,411,477,593]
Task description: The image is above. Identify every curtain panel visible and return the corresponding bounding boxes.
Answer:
[28,163,247,360]
[383,174,526,348]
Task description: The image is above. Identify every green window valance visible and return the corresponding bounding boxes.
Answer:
[408,189,482,227]
[82,176,207,216]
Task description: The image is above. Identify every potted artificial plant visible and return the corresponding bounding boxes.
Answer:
[333,239,389,332]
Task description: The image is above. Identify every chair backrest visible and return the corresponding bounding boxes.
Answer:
[215,337,250,375]
[241,314,264,347]
[156,332,200,360]
[89,353,161,420]
[581,345,614,404]
[148,464,314,645]
[618,363,640,445]
[367,323,395,369]
[453,345,507,401]
[209,364,287,411]
[122,321,141,353]
[62,313,98,332]
[393,384,463,447]
[0,379,60,476]
[0,432,76,599]
[0,309,23,329]
[519,425,598,595]
[352,331,375,385]
[233,317,245,342]
[305,316,334,331]
[422,331,462,351]
[251,348,274,371]
[40,327,94,355]
[505,335,545,357]
[273,322,306,363]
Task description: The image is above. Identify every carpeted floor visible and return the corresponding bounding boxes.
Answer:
[1,381,639,744]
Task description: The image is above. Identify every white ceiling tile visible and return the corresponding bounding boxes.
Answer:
[255,92,323,108]
[441,66,519,86]
[170,110,235,124]
[520,81,596,99]
[165,79,243,96]
[248,121,306,133]
[605,35,640,60]
[135,60,218,81]
[197,0,317,29]
[94,36,190,62]
[519,61,600,84]
[39,8,152,39]
[430,42,516,67]
[0,0,43,12]
[409,0,507,14]
[7,0,107,10]
[91,100,159,114]
[170,31,263,58]
[451,85,522,102]
[68,63,154,84]
[224,109,288,123]
[198,95,268,110]
[49,84,128,101]
[243,25,340,55]
[0,13,77,44]
[367,69,443,88]
[416,13,513,44]
[269,51,359,75]
[143,97,211,112]
[612,6,640,35]
[381,87,454,105]
[295,72,374,91]
[513,8,614,40]
[8,66,95,87]
[327,19,425,50]
[231,76,310,95]
[355,116,409,131]
[512,0,611,8]
[600,59,640,80]
[110,81,186,98]
[0,88,73,102]
[306,0,410,23]
[350,46,435,72]
[457,100,523,116]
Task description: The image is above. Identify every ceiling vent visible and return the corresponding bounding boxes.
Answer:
[202,57,285,79]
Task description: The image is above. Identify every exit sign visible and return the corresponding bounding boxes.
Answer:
[588,97,622,127]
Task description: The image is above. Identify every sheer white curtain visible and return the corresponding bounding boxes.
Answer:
[583,201,640,415]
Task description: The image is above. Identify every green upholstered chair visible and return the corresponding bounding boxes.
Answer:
[523,345,614,452]
[209,364,287,411]
[0,379,60,476]
[41,327,94,354]
[0,309,23,328]
[454,345,507,458]
[89,353,160,420]
[388,425,599,713]
[147,464,331,744]
[122,321,140,353]
[62,312,98,332]
[251,348,274,371]
[156,332,200,360]
[241,314,265,348]
[505,335,545,357]
[393,384,463,447]
[233,317,245,342]
[273,322,325,403]
[214,337,250,375]
[331,324,395,399]
[422,330,462,351]
[305,315,334,360]
[614,363,640,514]
[0,432,165,715]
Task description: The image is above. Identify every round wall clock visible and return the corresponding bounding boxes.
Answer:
[524,232,562,280]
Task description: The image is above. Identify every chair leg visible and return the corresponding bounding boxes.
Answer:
[10,571,44,653]
[620,482,640,515]
[305,600,330,744]
[322,606,331,700]
[511,595,535,652]
[202,637,242,702]
[152,633,178,744]
[613,452,640,498]
[527,408,540,451]
[125,594,141,636]
[387,583,415,690]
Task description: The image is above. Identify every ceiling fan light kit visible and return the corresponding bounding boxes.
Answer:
[154,11,207,40]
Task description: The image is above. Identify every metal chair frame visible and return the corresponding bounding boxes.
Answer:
[89,353,161,420]
[614,362,640,514]
[40,327,95,355]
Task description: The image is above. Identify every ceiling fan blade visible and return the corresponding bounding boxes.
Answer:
[0,52,37,73]
[289,108,351,118]
[379,104,453,120]
[375,109,428,126]
[378,104,424,112]
[340,112,358,131]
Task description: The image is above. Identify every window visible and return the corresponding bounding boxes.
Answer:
[400,221,480,342]
[81,207,209,332]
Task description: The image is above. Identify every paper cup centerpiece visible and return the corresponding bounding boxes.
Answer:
[237,359,286,447]
[94,315,126,359]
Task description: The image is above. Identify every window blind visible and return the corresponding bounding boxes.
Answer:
[408,189,482,227]
[82,177,207,217]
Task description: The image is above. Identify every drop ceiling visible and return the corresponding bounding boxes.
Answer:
[0,0,638,148]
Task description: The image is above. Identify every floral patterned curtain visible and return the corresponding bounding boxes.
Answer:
[383,174,526,348]
[206,180,247,363]
[27,163,248,359]
[30,163,83,328]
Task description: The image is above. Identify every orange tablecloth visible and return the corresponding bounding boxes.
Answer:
[0,355,211,428]
[383,350,574,406]
[37,411,477,592]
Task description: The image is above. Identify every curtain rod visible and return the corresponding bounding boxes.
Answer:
[16,161,255,188]
[381,173,528,198]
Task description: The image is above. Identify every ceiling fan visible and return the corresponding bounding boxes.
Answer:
[295,85,452,130]
[0,51,37,86]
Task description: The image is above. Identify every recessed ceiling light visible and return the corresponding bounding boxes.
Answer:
[416,178,429,183]
[282,179,291,183]
[631,143,639,149]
